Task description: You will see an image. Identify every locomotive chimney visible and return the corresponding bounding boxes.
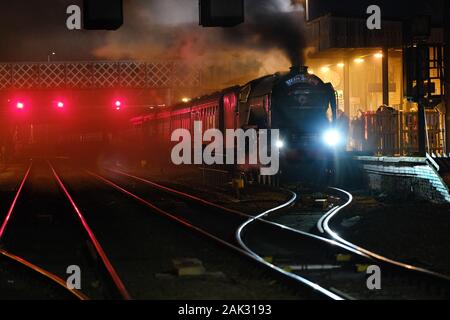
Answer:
[290,65,308,75]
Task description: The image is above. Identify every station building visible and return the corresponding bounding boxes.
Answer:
[303,0,448,156]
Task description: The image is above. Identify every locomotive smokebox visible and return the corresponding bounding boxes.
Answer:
[289,65,308,75]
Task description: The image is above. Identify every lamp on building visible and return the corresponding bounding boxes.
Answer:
[47,52,56,62]
[374,52,383,59]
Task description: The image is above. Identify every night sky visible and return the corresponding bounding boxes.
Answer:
[0,0,97,61]
[0,0,444,62]
[0,0,200,61]
[0,0,305,79]
[307,0,443,22]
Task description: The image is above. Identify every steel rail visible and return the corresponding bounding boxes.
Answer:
[0,162,32,241]
[90,170,369,300]
[319,187,450,281]
[0,162,87,300]
[105,168,368,255]
[0,249,88,300]
[234,190,343,300]
[49,162,131,300]
[103,168,450,298]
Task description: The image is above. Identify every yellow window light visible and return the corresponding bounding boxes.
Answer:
[374,52,383,59]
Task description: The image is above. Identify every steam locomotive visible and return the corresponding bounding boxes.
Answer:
[127,65,340,182]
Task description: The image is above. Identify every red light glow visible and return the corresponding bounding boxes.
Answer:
[114,100,122,110]
[114,100,123,111]
[57,102,64,108]
[16,102,25,110]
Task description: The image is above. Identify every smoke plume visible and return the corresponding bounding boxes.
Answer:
[221,0,306,66]
[94,0,306,86]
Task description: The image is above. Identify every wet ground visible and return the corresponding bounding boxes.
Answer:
[2,160,450,299]
[147,168,450,278]
[328,195,450,276]
[0,161,306,300]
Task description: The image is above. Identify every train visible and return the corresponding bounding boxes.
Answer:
[123,65,341,183]
[2,65,341,183]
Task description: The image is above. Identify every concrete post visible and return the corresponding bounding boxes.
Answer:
[344,58,350,116]
[445,1,450,154]
[382,47,389,106]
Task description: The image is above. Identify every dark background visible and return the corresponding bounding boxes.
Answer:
[306,0,443,23]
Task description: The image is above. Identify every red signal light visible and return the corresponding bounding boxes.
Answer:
[114,100,122,110]
[53,99,67,110]
[10,98,29,112]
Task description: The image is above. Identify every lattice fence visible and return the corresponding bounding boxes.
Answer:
[0,61,202,90]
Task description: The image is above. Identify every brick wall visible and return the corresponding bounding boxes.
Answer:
[356,156,450,204]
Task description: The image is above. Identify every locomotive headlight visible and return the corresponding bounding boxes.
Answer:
[323,129,341,147]
[275,140,285,149]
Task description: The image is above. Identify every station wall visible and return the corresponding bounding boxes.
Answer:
[356,156,450,204]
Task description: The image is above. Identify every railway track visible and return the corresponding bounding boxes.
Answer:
[317,188,450,283]
[0,248,86,300]
[3,160,450,300]
[97,167,450,300]
[0,160,130,300]
[48,161,311,300]
[86,168,337,299]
